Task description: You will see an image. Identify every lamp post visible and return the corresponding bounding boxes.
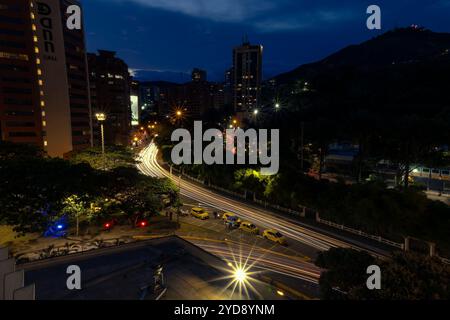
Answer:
[95,113,106,170]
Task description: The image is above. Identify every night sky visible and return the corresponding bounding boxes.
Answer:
[80,0,450,82]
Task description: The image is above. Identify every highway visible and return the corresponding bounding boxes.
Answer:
[137,143,389,258]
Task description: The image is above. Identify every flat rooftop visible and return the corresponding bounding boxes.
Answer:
[20,236,282,300]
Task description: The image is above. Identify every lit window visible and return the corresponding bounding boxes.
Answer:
[32,24,36,31]
[40,90,44,96]
[36,58,40,64]
[42,121,46,127]
[40,101,45,107]
[44,140,48,147]
[30,12,35,19]
[38,80,43,86]
[0,52,29,61]
[41,111,45,116]
[34,47,39,54]
[37,69,42,75]
[33,36,38,42]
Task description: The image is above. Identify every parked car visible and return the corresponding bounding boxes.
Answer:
[191,207,210,220]
[263,229,287,245]
[225,215,241,229]
[222,212,241,224]
[239,221,260,235]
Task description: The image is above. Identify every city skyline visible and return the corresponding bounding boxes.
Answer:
[81,0,450,82]
[1,0,450,305]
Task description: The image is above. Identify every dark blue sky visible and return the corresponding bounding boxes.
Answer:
[80,0,450,82]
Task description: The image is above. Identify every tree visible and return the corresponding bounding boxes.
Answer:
[61,195,88,237]
[315,248,375,299]
[315,248,450,300]
[69,145,137,170]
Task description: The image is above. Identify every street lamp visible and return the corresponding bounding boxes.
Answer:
[233,268,248,284]
[275,103,280,109]
[95,113,106,170]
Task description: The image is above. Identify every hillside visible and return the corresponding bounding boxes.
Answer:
[273,27,450,85]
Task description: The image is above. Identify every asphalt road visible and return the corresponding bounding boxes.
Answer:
[137,143,390,259]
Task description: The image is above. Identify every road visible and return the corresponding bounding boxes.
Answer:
[137,143,389,258]
[188,238,321,285]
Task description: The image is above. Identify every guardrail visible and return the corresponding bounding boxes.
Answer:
[254,198,304,217]
[209,184,246,199]
[181,174,205,185]
[316,215,404,249]
[438,256,450,264]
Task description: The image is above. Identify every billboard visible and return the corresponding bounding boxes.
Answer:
[131,95,139,126]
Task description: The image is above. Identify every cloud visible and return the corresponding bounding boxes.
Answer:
[254,9,356,32]
[95,0,358,32]
[109,0,276,22]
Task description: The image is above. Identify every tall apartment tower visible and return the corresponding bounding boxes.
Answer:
[232,40,262,116]
[191,68,207,83]
[88,50,131,146]
[0,0,91,157]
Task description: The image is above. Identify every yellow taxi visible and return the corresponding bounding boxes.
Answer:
[262,229,287,245]
[239,221,260,235]
[191,207,209,220]
[222,212,241,223]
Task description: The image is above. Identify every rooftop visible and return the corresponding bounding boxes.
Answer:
[20,236,283,300]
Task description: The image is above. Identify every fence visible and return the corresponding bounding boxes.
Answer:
[254,198,304,217]
[316,215,404,249]
[181,171,301,213]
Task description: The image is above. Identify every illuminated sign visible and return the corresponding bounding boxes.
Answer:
[131,95,139,126]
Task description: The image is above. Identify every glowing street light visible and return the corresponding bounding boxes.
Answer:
[176,110,182,117]
[233,268,248,284]
[95,113,107,170]
[275,103,280,109]
[253,109,259,115]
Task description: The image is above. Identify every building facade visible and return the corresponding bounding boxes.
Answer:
[0,0,91,157]
[88,50,131,146]
[232,41,262,116]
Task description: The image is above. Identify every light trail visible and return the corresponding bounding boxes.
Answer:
[190,240,321,284]
[137,143,389,256]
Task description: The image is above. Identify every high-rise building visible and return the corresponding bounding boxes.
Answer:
[209,83,225,111]
[0,0,91,157]
[61,0,92,151]
[191,68,207,83]
[224,67,234,107]
[88,50,131,146]
[232,40,263,116]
